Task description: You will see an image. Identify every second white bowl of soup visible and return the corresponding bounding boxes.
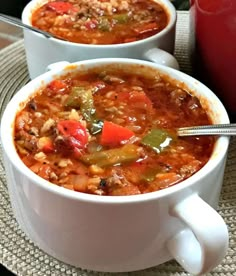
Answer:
[22,0,178,78]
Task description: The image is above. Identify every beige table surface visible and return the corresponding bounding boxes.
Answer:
[0,11,236,276]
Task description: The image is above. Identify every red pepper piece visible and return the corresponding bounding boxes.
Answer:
[101,121,135,147]
[47,80,67,92]
[47,2,78,14]
[57,120,88,149]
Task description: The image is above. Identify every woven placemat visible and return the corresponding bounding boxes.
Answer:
[0,11,236,276]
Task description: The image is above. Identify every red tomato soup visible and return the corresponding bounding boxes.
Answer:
[14,65,215,196]
[31,0,169,44]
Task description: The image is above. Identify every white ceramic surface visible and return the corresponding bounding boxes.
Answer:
[0,58,230,275]
[22,0,178,79]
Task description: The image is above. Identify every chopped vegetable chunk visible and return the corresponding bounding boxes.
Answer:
[101,121,135,147]
[80,144,141,167]
[57,120,88,149]
[141,128,176,153]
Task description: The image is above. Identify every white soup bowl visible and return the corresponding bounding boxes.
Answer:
[22,0,179,79]
[0,58,230,275]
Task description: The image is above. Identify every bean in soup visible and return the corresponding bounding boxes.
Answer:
[14,65,215,196]
[31,0,169,44]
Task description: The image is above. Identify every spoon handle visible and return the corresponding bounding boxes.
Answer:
[0,13,53,39]
[177,123,236,136]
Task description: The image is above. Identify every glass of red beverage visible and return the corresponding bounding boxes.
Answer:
[189,0,236,120]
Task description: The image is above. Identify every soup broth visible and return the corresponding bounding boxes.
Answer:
[31,0,169,44]
[14,65,215,196]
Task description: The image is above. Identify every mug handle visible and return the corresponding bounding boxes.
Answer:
[46,61,70,71]
[143,48,179,70]
[167,194,228,275]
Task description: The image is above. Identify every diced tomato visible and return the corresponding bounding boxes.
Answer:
[118,90,152,107]
[43,142,54,153]
[46,1,78,14]
[47,80,67,93]
[100,121,135,147]
[57,120,88,149]
[129,90,153,107]
[84,20,98,30]
[55,136,82,158]
[38,137,54,153]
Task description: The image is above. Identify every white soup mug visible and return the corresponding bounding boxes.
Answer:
[0,58,230,275]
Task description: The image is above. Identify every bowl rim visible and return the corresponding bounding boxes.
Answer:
[0,58,230,205]
[21,0,177,48]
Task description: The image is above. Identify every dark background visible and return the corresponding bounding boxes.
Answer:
[0,0,31,17]
[0,265,14,275]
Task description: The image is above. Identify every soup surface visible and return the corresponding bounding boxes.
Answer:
[14,65,215,196]
[31,0,168,44]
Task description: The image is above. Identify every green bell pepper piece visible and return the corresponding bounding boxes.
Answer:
[98,18,111,31]
[141,167,161,182]
[80,144,141,167]
[113,13,129,24]
[65,86,94,120]
[141,128,176,153]
[64,86,103,134]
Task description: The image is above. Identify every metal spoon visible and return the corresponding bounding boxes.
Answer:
[0,13,58,39]
[177,123,236,137]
